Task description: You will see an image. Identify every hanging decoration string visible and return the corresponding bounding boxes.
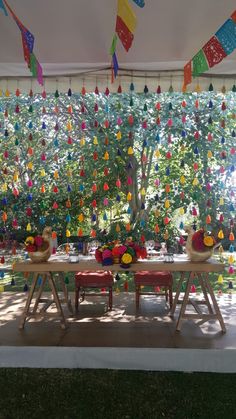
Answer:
[184,10,236,88]
[1,0,43,85]
[109,0,145,81]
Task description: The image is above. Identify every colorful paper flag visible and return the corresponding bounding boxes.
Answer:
[203,36,227,68]
[112,52,119,78]
[231,10,236,23]
[21,33,31,67]
[117,0,137,33]
[3,0,43,85]
[37,61,44,85]
[215,18,236,55]
[116,15,134,51]
[110,34,118,55]
[131,0,145,7]
[192,49,209,76]
[184,61,192,86]
[30,53,37,77]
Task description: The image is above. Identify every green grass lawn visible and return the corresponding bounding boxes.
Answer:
[0,369,235,419]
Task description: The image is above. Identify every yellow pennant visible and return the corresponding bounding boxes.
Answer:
[219,197,224,205]
[117,0,137,33]
[127,192,132,201]
[165,200,170,209]
[155,149,160,158]
[54,170,59,179]
[13,171,19,182]
[104,151,109,160]
[116,131,122,140]
[78,214,84,223]
[26,223,31,232]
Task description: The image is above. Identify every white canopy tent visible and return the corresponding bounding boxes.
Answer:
[0,0,236,92]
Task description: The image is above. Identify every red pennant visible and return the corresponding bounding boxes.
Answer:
[231,10,236,23]
[116,16,134,52]
[21,33,30,67]
[203,36,227,68]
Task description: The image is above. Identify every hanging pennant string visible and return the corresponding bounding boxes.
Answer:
[109,0,145,81]
[184,10,236,88]
[0,0,7,15]
[2,0,43,85]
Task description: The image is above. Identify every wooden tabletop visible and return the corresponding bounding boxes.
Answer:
[13,255,225,273]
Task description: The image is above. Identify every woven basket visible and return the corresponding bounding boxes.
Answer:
[185,228,213,262]
[28,245,51,263]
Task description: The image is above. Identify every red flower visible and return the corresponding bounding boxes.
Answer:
[34,235,43,247]
[95,248,103,262]
[25,244,37,252]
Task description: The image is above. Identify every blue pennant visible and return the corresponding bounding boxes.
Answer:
[216,19,236,55]
[112,52,119,78]
[131,0,145,7]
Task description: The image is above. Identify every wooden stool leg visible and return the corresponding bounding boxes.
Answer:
[136,285,140,309]
[19,273,39,330]
[48,273,66,329]
[170,272,185,317]
[176,272,192,331]
[58,272,73,314]
[204,274,226,333]
[32,274,47,314]
[109,286,112,310]
[165,287,168,302]
[169,286,173,308]
[75,286,80,312]
[197,273,213,314]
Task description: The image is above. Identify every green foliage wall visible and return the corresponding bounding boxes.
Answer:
[0,89,235,248]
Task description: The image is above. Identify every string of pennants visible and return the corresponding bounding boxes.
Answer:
[110,0,145,80]
[0,0,43,85]
[184,10,236,88]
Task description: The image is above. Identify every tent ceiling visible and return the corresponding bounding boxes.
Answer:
[0,0,236,77]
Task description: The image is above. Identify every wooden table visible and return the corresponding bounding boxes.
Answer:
[13,256,226,332]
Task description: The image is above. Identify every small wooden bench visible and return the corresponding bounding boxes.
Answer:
[134,271,173,309]
[75,271,113,311]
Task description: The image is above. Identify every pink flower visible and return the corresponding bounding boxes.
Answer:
[118,245,127,255]
[102,249,113,260]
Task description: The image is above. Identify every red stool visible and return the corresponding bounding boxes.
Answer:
[75,271,113,311]
[134,271,173,309]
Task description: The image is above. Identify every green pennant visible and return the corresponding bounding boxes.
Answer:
[30,53,37,78]
[192,49,209,77]
[109,34,118,55]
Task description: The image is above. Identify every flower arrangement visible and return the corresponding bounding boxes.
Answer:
[185,227,216,262]
[191,228,216,252]
[24,227,52,262]
[95,238,147,268]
